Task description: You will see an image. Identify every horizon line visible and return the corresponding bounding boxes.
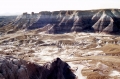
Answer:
[0,8,120,16]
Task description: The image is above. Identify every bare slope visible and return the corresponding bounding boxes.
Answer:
[0,9,120,34]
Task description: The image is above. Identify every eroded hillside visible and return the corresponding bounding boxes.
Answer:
[0,9,120,34]
[0,9,120,79]
[0,30,120,79]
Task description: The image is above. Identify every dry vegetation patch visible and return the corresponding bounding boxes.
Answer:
[101,44,120,54]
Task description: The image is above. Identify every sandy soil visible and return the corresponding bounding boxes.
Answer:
[0,30,120,79]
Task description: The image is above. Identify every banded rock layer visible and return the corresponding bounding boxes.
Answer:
[1,9,120,34]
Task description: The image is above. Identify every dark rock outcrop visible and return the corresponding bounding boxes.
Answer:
[1,9,120,34]
[0,55,75,79]
[0,16,16,27]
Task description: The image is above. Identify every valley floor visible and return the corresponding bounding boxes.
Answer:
[0,30,120,79]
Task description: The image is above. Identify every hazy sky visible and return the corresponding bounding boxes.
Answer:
[0,0,120,15]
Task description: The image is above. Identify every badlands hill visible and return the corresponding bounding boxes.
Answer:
[0,9,120,34]
[0,9,120,79]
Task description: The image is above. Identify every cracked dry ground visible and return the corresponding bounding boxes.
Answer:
[0,30,120,79]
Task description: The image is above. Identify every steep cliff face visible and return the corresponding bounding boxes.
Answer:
[1,9,120,34]
[0,56,75,79]
[92,9,120,33]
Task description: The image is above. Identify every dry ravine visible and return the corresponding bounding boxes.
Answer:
[0,31,120,79]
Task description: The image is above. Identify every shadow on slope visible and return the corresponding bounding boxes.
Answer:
[0,55,75,79]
